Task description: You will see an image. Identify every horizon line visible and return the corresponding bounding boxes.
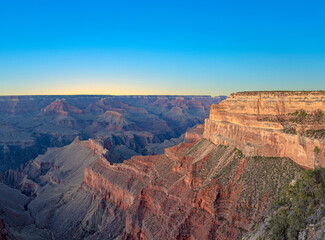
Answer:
[0,93,229,97]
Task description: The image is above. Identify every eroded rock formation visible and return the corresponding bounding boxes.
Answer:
[184,124,204,143]
[204,91,325,169]
[2,91,324,239]
[0,95,225,170]
[81,140,301,240]
[1,135,302,240]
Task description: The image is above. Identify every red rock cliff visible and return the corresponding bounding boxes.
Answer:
[82,139,301,240]
[204,91,325,169]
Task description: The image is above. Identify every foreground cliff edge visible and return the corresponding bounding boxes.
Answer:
[1,91,324,239]
[205,91,325,169]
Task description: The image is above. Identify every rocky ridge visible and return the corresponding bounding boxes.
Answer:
[2,136,302,240]
[81,140,301,240]
[204,91,325,169]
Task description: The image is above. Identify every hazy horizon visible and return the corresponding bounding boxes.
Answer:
[1,90,325,98]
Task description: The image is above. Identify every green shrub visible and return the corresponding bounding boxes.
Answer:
[236,149,244,158]
[283,127,297,135]
[289,109,323,124]
[314,110,324,122]
[270,168,325,240]
[314,146,321,154]
[291,109,308,123]
[271,208,288,239]
[305,129,325,139]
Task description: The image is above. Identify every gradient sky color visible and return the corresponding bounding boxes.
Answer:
[0,0,324,96]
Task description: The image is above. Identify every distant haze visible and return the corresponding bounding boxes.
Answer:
[0,0,325,96]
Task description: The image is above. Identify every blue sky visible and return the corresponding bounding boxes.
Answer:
[0,0,324,95]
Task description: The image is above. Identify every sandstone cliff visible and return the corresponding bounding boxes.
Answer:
[204,91,325,169]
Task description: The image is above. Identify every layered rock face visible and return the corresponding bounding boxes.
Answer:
[210,91,325,116]
[82,140,301,240]
[5,139,300,239]
[0,95,226,170]
[1,138,105,239]
[41,98,82,115]
[204,91,325,169]
[184,124,204,143]
[1,137,302,240]
[4,91,325,239]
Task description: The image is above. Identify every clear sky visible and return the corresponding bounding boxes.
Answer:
[0,0,324,96]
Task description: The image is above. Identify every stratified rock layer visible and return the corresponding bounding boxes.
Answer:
[82,140,301,240]
[210,91,325,116]
[4,91,325,239]
[184,124,204,143]
[0,95,226,170]
[2,137,302,240]
[204,91,325,169]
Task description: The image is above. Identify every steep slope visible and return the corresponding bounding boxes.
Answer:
[82,140,301,240]
[3,137,302,240]
[243,168,325,240]
[184,124,204,143]
[0,183,53,240]
[41,99,82,115]
[204,91,325,169]
[3,138,106,239]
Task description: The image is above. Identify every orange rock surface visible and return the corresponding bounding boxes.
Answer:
[210,91,325,116]
[204,91,325,169]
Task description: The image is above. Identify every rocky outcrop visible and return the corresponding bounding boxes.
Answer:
[81,140,301,240]
[84,158,136,210]
[184,124,204,143]
[41,99,82,115]
[0,130,303,239]
[204,91,325,169]
[210,91,325,116]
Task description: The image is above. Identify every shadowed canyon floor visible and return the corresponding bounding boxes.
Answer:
[0,95,225,170]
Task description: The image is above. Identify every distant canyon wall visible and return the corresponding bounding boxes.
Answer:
[0,95,226,170]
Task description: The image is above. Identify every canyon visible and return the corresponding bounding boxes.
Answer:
[0,95,225,170]
[1,91,325,239]
[1,134,302,240]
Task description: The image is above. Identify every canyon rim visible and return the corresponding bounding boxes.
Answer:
[0,91,324,239]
